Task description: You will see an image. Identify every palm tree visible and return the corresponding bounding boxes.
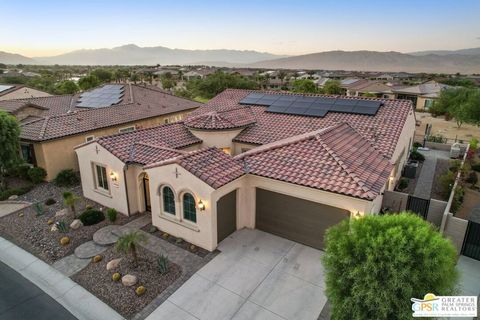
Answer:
[115,231,146,267]
[63,191,79,218]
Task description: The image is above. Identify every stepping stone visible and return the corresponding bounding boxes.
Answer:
[93,225,121,245]
[122,214,151,229]
[53,254,90,276]
[74,241,108,259]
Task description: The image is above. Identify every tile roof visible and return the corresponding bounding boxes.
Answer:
[392,80,451,96]
[184,106,256,130]
[189,89,413,159]
[236,123,392,200]
[8,84,201,141]
[92,122,202,165]
[145,147,245,189]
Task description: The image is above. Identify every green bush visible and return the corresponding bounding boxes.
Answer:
[33,202,45,216]
[157,254,170,275]
[409,150,425,161]
[57,220,69,233]
[439,170,456,198]
[106,208,117,222]
[397,178,409,191]
[413,142,423,148]
[470,138,478,151]
[0,185,33,201]
[451,187,465,213]
[466,171,478,186]
[449,160,462,172]
[27,167,47,184]
[472,163,480,172]
[323,213,458,320]
[10,164,31,179]
[79,208,105,226]
[54,169,79,187]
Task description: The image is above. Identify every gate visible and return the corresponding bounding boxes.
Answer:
[462,210,480,261]
[406,195,430,219]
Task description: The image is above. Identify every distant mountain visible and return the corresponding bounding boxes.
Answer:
[409,47,480,56]
[33,44,287,66]
[249,50,480,73]
[0,51,37,64]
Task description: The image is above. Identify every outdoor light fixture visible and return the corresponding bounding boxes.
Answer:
[354,211,362,219]
[198,200,205,211]
[110,171,117,182]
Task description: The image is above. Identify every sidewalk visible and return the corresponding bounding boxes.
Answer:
[0,236,125,320]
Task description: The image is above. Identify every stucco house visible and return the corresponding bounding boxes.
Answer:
[0,84,201,180]
[392,80,451,110]
[75,89,415,251]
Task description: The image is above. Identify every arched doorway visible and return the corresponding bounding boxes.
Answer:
[142,173,151,212]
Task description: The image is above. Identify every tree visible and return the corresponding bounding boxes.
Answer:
[430,88,480,127]
[90,68,113,83]
[323,213,458,320]
[323,80,342,94]
[115,231,146,267]
[129,73,140,84]
[63,191,80,218]
[187,71,258,99]
[55,80,79,94]
[78,75,100,91]
[0,111,21,190]
[292,79,318,94]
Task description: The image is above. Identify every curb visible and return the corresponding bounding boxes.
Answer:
[0,236,125,320]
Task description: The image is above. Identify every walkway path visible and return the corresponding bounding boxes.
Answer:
[0,236,124,320]
[0,201,30,218]
[414,149,450,199]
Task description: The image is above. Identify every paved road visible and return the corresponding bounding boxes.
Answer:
[0,261,77,320]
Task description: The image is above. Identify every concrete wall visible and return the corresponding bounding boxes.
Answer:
[443,214,468,254]
[426,199,448,227]
[382,190,408,212]
[30,110,192,180]
[0,87,51,101]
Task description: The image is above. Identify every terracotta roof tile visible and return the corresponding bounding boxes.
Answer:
[184,107,256,130]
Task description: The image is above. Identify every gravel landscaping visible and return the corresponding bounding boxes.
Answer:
[430,159,451,201]
[0,182,144,263]
[72,246,182,319]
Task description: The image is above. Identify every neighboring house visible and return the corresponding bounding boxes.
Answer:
[346,80,395,99]
[0,84,51,101]
[0,84,201,180]
[392,80,451,110]
[75,89,415,252]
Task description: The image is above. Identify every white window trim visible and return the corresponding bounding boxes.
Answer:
[160,185,177,217]
[92,162,110,195]
[85,135,95,142]
[180,191,198,225]
[119,125,136,133]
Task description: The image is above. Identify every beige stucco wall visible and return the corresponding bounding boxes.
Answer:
[13,106,45,121]
[188,128,244,154]
[28,110,192,180]
[0,87,51,101]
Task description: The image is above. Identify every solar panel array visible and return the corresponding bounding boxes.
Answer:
[239,93,382,117]
[0,85,14,93]
[76,84,125,108]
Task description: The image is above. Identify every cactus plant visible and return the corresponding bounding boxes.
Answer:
[157,254,169,275]
[34,202,45,216]
[92,255,103,263]
[60,236,70,246]
[56,220,69,233]
[112,272,121,281]
[47,219,54,225]
[135,286,146,296]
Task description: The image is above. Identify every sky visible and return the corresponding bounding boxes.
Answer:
[1,0,479,57]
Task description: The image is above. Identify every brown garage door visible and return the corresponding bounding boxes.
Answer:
[217,190,237,243]
[256,188,350,249]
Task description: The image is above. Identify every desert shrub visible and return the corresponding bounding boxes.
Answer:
[427,134,446,143]
[10,163,31,179]
[466,171,478,186]
[470,138,478,151]
[409,150,425,161]
[157,254,170,274]
[397,178,409,191]
[323,213,458,320]
[472,162,480,172]
[413,142,423,148]
[451,187,465,213]
[57,220,69,233]
[0,185,33,201]
[54,169,79,187]
[79,208,105,226]
[439,170,456,198]
[449,160,462,172]
[27,167,47,184]
[106,208,117,222]
[44,198,56,206]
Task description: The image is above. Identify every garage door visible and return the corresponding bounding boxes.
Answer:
[256,188,350,249]
[217,190,237,243]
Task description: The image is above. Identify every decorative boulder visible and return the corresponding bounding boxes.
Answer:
[135,286,146,296]
[106,258,122,271]
[70,219,83,230]
[60,236,70,246]
[162,233,169,239]
[51,224,58,232]
[8,195,18,200]
[47,219,54,225]
[122,274,138,287]
[112,272,121,281]
[92,255,103,263]
[55,208,68,218]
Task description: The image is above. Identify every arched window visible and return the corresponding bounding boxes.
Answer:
[162,186,175,215]
[183,193,196,223]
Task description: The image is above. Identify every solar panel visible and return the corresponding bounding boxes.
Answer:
[267,105,289,113]
[284,106,309,115]
[0,85,14,93]
[76,85,125,108]
[270,99,294,107]
[330,104,355,113]
[305,108,328,117]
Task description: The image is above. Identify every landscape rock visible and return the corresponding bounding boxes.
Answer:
[70,219,83,230]
[121,274,138,287]
[8,195,18,200]
[55,208,68,218]
[47,219,54,225]
[60,236,70,246]
[106,258,122,271]
[92,255,103,263]
[50,224,58,232]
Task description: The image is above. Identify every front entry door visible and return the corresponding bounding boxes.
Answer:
[143,176,151,211]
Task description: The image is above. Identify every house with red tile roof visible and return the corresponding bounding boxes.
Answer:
[0,84,201,180]
[75,89,415,251]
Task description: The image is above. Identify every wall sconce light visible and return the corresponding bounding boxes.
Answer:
[198,200,205,211]
[354,211,362,219]
[110,171,117,182]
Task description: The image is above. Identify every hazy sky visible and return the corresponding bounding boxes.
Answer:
[1,0,479,57]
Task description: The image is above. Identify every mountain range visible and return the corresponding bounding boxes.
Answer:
[1,44,480,74]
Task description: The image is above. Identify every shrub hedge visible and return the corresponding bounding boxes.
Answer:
[79,208,105,226]
[54,169,80,187]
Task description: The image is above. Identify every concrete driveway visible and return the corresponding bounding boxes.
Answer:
[147,228,326,320]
